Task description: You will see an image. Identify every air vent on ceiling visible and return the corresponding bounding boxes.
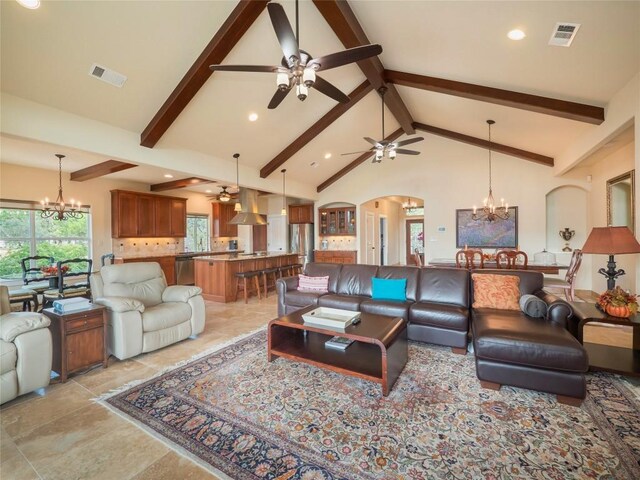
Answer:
[88,63,127,87]
[548,22,581,47]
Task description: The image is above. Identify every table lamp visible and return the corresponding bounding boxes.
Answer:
[581,226,640,289]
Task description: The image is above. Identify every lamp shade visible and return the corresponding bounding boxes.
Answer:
[581,226,640,255]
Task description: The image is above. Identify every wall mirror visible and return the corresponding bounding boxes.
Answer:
[607,170,635,233]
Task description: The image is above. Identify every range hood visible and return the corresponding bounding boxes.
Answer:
[228,188,267,225]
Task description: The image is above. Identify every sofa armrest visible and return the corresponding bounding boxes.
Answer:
[0,312,51,343]
[94,296,145,313]
[535,290,573,328]
[277,276,299,293]
[162,285,202,303]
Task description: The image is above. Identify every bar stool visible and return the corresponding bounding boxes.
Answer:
[290,263,304,276]
[261,267,280,297]
[278,265,293,278]
[235,270,262,304]
[8,287,39,312]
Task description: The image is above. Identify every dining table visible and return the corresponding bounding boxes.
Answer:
[427,258,568,275]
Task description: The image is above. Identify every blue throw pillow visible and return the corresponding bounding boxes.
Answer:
[372,277,407,302]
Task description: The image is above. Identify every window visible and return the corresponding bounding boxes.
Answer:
[186,214,209,252]
[0,207,92,280]
[405,207,425,217]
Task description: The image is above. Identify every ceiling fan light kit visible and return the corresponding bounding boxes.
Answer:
[210,1,382,109]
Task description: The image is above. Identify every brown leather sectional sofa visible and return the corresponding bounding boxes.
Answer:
[276,263,588,404]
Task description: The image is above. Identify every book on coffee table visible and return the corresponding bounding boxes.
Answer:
[325,336,355,351]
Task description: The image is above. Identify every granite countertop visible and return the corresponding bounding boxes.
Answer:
[116,250,243,260]
[194,252,297,262]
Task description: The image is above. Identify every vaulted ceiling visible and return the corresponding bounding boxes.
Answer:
[1,0,638,195]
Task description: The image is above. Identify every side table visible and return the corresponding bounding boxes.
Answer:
[569,302,639,377]
[42,305,108,382]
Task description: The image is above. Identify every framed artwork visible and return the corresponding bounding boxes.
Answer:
[456,207,518,249]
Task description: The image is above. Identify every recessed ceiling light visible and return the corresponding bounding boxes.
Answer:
[324,153,332,159]
[310,162,319,168]
[205,189,212,193]
[16,0,40,9]
[248,113,258,122]
[507,29,526,41]
[164,174,174,179]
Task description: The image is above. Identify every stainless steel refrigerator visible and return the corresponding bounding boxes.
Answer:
[289,223,314,266]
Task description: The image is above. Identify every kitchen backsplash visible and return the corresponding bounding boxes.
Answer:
[319,236,357,250]
[112,238,184,256]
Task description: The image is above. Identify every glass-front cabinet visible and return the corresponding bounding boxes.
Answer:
[319,207,356,236]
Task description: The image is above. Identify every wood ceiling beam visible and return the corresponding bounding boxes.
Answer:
[70,160,137,182]
[150,177,215,192]
[386,70,605,125]
[140,0,270,148]
[260,81,373,178]
[413,122,554,166]
[317,128,404,192]
[312,0,415,134]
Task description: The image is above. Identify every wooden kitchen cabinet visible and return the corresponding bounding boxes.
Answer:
[314,250,357,264]
[319,207,356,235]
[289,204,314,224]
[43,305,108,383]
[111,190,187,238]
[212,203,238,238]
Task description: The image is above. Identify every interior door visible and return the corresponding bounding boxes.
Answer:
[267,214,287,252]
[406,219,424,265]
[365,212,375,264]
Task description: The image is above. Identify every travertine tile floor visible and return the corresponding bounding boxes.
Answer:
[1,296,279,480]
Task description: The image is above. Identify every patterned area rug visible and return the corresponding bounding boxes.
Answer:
[100,331,640,479]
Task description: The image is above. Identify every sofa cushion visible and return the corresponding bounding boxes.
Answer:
[371,278,406,301]
[417,268,469,307]
[285,290,324,308]
[409,303,468,331]
[142,302,191,332]
[297,275,329,293]
[377,266,420,302]
[304,263,342,293]
[0,340,16,375]
[472,309,588,372]
[318,294,369,311]
[101,262,167,307]
[519,294,548,318]
[360,299,411,320]
[335,265,378,297]
[472,273,520,310]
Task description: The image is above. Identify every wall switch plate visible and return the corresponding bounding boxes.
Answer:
[437,226,446,232]
[430,237,438,242]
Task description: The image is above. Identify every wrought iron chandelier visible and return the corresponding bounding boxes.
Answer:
[472,120,509,222]
[402,197,417,210]
[40,154,83,221]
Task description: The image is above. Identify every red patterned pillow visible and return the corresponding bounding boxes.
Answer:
[297,274,329,293]
[472,273,520,310]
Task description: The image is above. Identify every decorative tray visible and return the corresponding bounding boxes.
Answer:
[302,307,361,330]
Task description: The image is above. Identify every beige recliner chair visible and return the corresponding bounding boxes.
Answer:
[90,262,205,360]
[0,286,52,405]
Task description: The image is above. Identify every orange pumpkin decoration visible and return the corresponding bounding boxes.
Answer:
[606,304,631,318]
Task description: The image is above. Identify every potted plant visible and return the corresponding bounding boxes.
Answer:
[597,286,638,318]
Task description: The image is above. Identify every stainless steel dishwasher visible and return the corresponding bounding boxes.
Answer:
[175,255,195,285]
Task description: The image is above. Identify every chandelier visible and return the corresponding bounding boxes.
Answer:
[402,197,417,210]
[40,154,83,221]
[472,120,509,222]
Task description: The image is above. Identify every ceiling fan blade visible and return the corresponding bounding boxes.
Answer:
[394,136,425,148]
[267,3,300,66]
[341,150,372,156]
[268,86,292,109]
[364,137,382,147]
[313,76,349,103]
[395,149,421,155]
[209,65,287,73]
[307,44,383,71]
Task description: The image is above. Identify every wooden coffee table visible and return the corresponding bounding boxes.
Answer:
[267,307,408,396]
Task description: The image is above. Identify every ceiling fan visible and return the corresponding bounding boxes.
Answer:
[209,0,382,109]
[207,185,237,202]
[342,87,424,163]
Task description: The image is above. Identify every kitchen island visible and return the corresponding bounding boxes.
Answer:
[194,252,299,303]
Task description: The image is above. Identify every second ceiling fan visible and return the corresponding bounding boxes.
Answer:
[343,87,424,163]
[210,0,382,109]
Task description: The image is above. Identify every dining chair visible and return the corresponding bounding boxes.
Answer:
[20,255,54,293]
[413,248,423,266]
[455,249,484,269]
[100,253,115,267]
[42,258,93,308]
[495,250,528,269]
[543,249,583,301]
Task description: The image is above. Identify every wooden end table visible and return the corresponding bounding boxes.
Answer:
[43,305,108,382]
[569,302,639,377]
[268,307,408,396]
